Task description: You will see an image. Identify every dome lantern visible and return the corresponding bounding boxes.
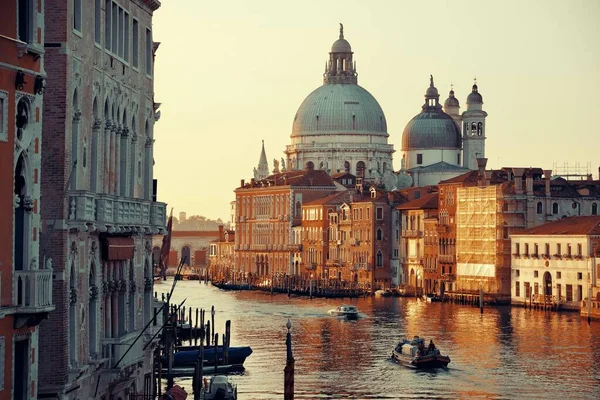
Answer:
[324,24,357,85]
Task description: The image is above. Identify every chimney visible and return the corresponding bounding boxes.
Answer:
[525,173,533,195]
[240,179,245,188]
[543,169,552,197]
[250,178,255,188]
[484,170,492,187]
[476,158,488,186]
[514,168,525,195]
[218,225,224,242]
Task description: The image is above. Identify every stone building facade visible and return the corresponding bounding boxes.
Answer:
[0,2,54,399]
[235,169,341,280]
[208,226,236,281]
[38,1,166,399]
[152,231,219,275]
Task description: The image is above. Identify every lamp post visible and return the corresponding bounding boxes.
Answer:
[284,319,295,400]
[310,273,313,300]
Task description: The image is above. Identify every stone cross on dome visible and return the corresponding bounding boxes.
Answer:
[339,23,344,39]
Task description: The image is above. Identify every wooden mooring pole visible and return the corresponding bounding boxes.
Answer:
[284,319,295,400]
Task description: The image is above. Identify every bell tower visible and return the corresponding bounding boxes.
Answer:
[461,80,488,170]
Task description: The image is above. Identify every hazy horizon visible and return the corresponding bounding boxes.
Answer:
[152,0,600,221]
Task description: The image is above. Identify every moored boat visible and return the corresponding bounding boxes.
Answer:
[163,345,253,368]
[203,375,237,400]
[391,336,450,369]
[328,305,360,319]
[424,293,442,302]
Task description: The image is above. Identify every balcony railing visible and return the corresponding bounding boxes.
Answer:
[102,329,147,369]
[438,254,455,263]
[401,229,423,238]
[14,269,54,313]
[68,190,167,231]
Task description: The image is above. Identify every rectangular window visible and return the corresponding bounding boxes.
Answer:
[534,270,538,278]
[376,207,383,220]
[556,243,561,256]
[417,153,423,165]
[524,282,530,298]
[534,282,539,295]
[567,244,572,256]
[566,284,573,302]
[117,7,123,57]
[515,269,520,277]
[578,285,583,302]
[578,272,582,280]
[556,283,561,300]
[124,13,129,62]
[104,0,111,50]
[0,93,7,142]
[74,0,82,32]
[556,271,561,279]
[545,243,550,256]
[0,336,4,390]
[524,243,529,255]
[112,3,118,51]
[515,281,520,297]
[577,243,582,256]
[515,243,520,255]
[534,243,538,256]
[95,0,101,43]
[145,28,152,75]
[18,0,33,43]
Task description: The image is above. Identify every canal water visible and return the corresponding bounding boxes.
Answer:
[156,280,600,399]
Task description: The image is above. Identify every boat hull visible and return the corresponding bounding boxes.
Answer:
[391,350,450,369]
[329,311,359,319]
[163,346,253,367]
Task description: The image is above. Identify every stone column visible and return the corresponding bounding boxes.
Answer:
[114,125,121,196]
[91,119,102,193]
[104,120,112,194]
[130,134,137,198]
[120,127,130,197]
[144,136,153,200]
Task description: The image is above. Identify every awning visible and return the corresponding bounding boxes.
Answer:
[104,237,135,260]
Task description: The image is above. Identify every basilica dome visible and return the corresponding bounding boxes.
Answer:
[401,76,461,151]
[291,84,388,136]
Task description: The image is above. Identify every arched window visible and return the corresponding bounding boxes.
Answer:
[89,262,98,357]
[536,202,543,214]
[14,153,30,271]
[295,201,301,217]
[377,228,382,241]
[344,160,350,172]
[477,122,483,135]
[552,202,559,214]
[376,250,383,267]
[356,161,365,177]
[181,246,191,266]
[592,203,598,215]
[471,122,477,135]
[305,161,314,171]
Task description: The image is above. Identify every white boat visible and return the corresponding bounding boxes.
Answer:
[203,375,237,400]
[328,305,359,319]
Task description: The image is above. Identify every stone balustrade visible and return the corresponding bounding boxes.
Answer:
[68,190,166,231]
[14,269,54,312]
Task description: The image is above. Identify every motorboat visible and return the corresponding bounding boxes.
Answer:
[375,289,393,297]
[203,375,237,400]
[424,293,442,302]
[391,336,450,369]
[328,305,359,319]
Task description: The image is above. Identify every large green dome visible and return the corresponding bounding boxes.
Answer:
[291,83,388,137]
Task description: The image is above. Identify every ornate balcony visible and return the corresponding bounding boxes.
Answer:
[13,269,54,327]
[67,190,167,233]
[438,254,455,263]
[401,229,423,238]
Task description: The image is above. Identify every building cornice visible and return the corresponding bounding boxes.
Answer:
[142,0,161,11]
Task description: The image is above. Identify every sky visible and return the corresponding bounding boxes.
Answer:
[152,0,600,221]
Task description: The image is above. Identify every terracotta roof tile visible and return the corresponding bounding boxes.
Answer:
[513,216,600,236]
[396,192,439,210]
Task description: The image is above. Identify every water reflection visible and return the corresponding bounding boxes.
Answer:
[156,281,600,399]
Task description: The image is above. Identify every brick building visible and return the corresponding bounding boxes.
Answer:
[38,1,166,399]
[0,2,54,399]
[208,226,236,281]
[235,169,341,281]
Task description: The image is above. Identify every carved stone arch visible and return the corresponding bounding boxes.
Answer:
[104,97,110,121]
[92,96,99,120]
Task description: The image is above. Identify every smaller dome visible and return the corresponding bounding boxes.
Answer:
[331,38,351,53]
[444,90,460,108]
[467,84,483,104]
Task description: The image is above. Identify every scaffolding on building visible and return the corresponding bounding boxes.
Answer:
[552,161,593,180]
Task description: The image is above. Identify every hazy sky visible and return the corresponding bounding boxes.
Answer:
[152,0,600,221]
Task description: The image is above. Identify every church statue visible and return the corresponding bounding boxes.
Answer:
[253,167,258,179]
[273,158,280,174]
[281,158,286,172]
[400,155,406,171]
